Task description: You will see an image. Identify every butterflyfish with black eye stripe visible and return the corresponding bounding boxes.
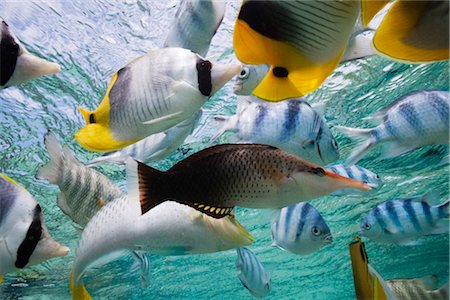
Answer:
[0,17,60,90]
[134,144,370,219]
[75,47,240,152]
[0,174,69,281]
[70,160,253,299]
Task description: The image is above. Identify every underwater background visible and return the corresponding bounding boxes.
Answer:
[0,1,448,299]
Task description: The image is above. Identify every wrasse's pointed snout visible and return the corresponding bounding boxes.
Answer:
[324,169,372,192]
[211,63,242,93]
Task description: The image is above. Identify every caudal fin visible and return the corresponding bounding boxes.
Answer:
[70,273,92,300]
[130,251,151,288]
[36,131,64,184]
[335,126,375,165]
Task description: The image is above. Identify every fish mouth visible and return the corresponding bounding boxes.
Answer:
[324,235,333,244]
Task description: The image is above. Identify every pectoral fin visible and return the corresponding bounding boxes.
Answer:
[373,0,449,63]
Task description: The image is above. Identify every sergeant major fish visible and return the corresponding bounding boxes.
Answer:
[0,174,69,283]
[210,96,339,165]
[75,47,240,152]
[163,0,226,57]
[271,202,333,255]
[1,17,60,90]
[326,164,383,196]
[70,159,254,299]
[37,132,124,228]
[135,144,370,219]
[359,193,449,244]
[336,90,450,165]
[235,247,271,298]
[87,109,202,166]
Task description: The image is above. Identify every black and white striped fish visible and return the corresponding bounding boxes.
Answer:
[337,90,450,165]
[271,202,333,255]
[163,0,225,57]
[235,247,271,298]
[359,193,449,244]
[0,174,69,283]
[211,96,339,165]
[0,17,60,90]
[87,109,202,166]
[37,132,124,228]
[326,164,383,196]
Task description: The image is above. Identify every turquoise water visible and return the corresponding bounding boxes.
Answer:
[0,1,449,299]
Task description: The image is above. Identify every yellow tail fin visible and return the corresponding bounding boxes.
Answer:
[373,0,449,63]
[70,273,92,300]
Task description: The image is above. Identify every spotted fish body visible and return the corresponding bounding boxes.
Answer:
[359,194,449,244]
[137,144,370,219]
[386,276,449,300]
[271,202,333,255]
[75,47,240,152]
[87,109,202,166]
[37,132,124,227]
[0,17,60,89]
[337,90,450,165]
[235,247,271,298]
[0,175,69,278]
[163,0,226,57]
[70,163,254,298]
[327,164,383,196]
[211,96,339,165]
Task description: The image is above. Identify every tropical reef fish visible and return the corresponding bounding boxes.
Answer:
[235,247,271,298]
[372,0,449,64]
[386,275,449,300]
[75,47,240,152]
[337,90,450,165]
[37,132,124,228]
[233,64,270,96]
[210,97,339,165]
[0,174,69,282]
[233,0,360,101]
[359,194,449,244]
[136,144,370,219]
[87,109,202,166]
[163,0,226,57]
[0,17,60,90]
[271,202,333,255]
[70,160,254,299]
[326,164,383,196]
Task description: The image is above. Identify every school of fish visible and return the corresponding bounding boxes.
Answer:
[0,0,449,299]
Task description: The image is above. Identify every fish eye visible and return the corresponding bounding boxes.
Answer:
[332,139,338,149]
[364,223,371,230]
[311,226,321,236]
[376,175,380,179]
[239,67,250,79]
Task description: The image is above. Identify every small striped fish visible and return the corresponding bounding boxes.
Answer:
[326,164,383,196]
[37,132,124,227]
[211,96,339,165]
[271,202,333,255]
[163,0,225,57]
[387,275,449,300]
[87,109,202,166]
[336,90,450,165]
[359,194,449,244]
[0,174,68,278]
[235,247,271,298]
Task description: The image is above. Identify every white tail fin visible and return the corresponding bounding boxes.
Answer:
[335,126,374,165]
[36,131,64,184]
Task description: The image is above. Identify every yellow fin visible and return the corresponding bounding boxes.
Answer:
[0,174,26,190]
[373,0,449,63]
[361,0,390,27]
[234,19,345,101]
[75,123,137,152]
[0,275,3,284]
[77,106,92,124]
[70,272,92,300]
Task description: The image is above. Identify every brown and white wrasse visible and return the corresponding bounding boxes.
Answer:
[386,276,449,300]
[135,144,371,218]
[0,174,68,283]
[37,132,124,228]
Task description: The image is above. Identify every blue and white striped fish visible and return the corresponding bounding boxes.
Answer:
[271,202,333,255]
[336,90,450,165]
[163,0,226,57]
[210,96,339,165]
[359,194,450,244]
[326,164,383,196]
[235,247,271,298]
[87,109,202,166]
